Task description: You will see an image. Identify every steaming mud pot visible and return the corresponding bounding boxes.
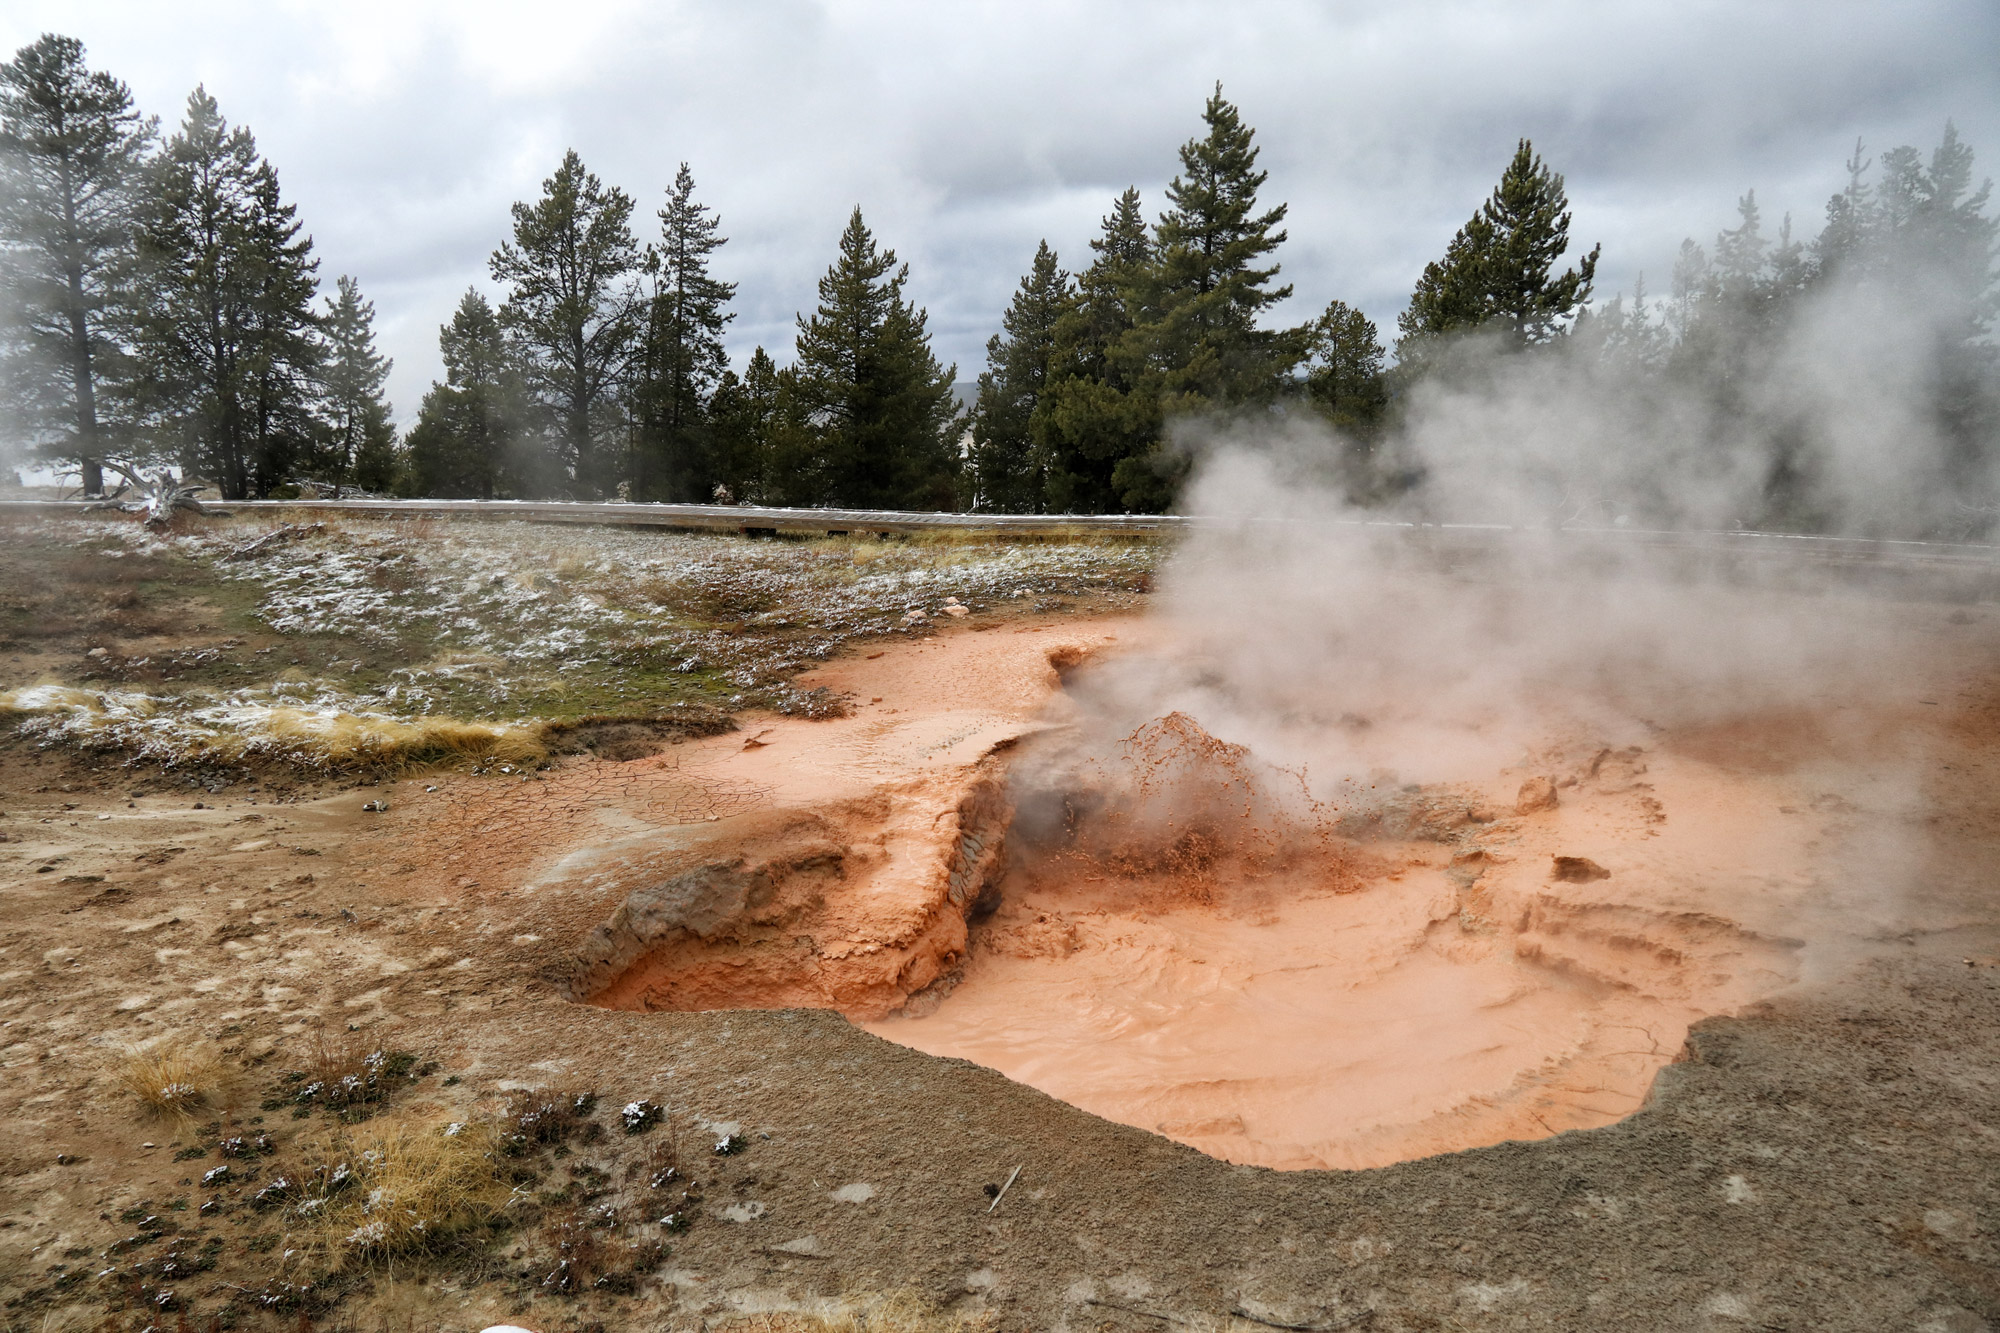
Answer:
[544,615,1881,1171]
[865,720,1820,1170]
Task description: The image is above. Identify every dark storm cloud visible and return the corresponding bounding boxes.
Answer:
[7,0,1994,423]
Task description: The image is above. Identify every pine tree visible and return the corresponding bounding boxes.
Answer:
[1397,139,1600,355]
[1666,237,1711,343]
[0,34,154,495]
[1035,187,1157,513]
[968,240,1071,512]
[128,87,320,500]
[786,207,960,509]
[318,274,393,492]
[1038,89,1304,513]
[707,345,779,504]
[1303,299,1387,434]
[490,149,640,499]
[403,388,480,499]
[1872,123,1996,323]
[1867,124,1999,506]
[1710,190,1767,298]
[632,163,735,501]
[405,289,534,499]
[1669,191,1813,427]
[1573,274,1670,375]
[1815,140,1875,281]
[1656,124,1998,533]
[1148,84,1302,409]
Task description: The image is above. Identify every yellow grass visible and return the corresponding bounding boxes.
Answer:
[117,1034,222,1124]
[0,683,549,772]
[550,549,599,581]
[282,1115,508,1274]
[251,707,550,770]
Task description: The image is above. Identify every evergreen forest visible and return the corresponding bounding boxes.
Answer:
[2,36,1995,537]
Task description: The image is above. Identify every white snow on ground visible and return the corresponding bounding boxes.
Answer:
[3,517,1156,768]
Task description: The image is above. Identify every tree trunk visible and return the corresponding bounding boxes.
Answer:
[62,226,102,496]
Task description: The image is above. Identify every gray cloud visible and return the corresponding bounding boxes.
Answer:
[8,0,1994,423]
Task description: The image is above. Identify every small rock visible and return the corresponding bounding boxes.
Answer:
[1923,1208,1976,1241]
[1551,856,1611,883]
[1515,776,1559,814]
[942,604,969,618]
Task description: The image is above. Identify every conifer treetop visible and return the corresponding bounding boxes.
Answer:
[795,206,904,390]
[323,275,390,400]
[440,288,506,389]
[1092,187,1151,273]
[1155,83,1292,323]
[1399,137,1600,350]
[0,33,154,260]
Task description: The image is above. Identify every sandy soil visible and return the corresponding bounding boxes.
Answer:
[1,581,1997,1332]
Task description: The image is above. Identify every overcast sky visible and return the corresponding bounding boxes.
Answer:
[6,1,1996,424]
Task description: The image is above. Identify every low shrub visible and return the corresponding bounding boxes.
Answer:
[502,1088,600,1153]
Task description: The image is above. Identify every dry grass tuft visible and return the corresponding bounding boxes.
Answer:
[33,1303,104,1333]
[117,1034,223,1124]
[550,548,600,582]
[288,1031,424,1117]
[279,1115,507,1274]
[0,684,549,773]
[252,708,550,771]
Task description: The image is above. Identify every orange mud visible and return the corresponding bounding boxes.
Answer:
[528,622,1128,1017]
[861,729,1819,1169]
[443,617,1886,1171]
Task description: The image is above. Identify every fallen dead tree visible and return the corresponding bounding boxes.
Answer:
[79,462,227,528]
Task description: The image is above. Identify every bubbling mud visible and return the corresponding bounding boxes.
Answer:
[863,711,1812,1169]
[546,619,1859,1171]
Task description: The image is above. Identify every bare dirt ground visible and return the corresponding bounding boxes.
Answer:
[1,513,1997,1333]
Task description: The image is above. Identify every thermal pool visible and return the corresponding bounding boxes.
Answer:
[516,616,1881,1170]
